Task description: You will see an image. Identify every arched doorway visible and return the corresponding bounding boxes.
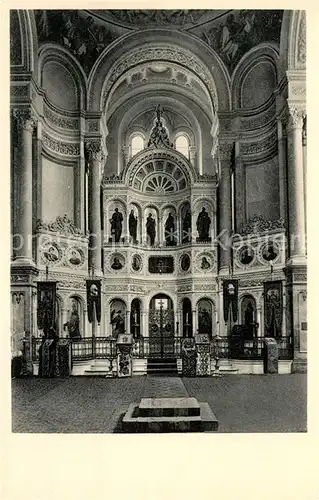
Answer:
[149,294,174,357]
[182,298,193,337]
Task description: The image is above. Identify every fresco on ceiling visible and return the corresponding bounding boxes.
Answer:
[107,10,209,28]
[35,10,116,74]
[202,10,283,73]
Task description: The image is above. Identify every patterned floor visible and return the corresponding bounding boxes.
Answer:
[12,374,307,433]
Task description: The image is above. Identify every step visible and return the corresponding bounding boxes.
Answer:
[121,401,218,433]
[139,397,200,417]
[84,370,108,376]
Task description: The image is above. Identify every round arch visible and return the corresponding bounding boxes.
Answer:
[38,44,88,110]
[87,29,231,113]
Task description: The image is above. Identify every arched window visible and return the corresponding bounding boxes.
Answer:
[175,135,189,159]
[131,135,144,157]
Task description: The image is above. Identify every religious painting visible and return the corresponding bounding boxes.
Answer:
[37,282,57,337]
[110,253,125,271]
[110,299,126,337]
[86,280,101,324]
[67,247,83,267]
[117,351,132,377]
[264,281,283,337]
[223,279,239,323]
[42,242,62,264]
[132,254,142,272]
[198,299,213,337]
[64,298,81,339]
[201,10,283,73]
[262,241,279,262]
[180,253,191,272]
[238,245,254,266]
[148,256,174,274]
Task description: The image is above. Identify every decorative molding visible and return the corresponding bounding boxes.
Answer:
[291,85,306,96]
[11,274,30,283]
[240,132,277,155]
[11,291,24,304]
[36,215,86,238]
[240,215,285,235]
[44,105,78,130]
[57,280,86,290]
[42,132,80,156]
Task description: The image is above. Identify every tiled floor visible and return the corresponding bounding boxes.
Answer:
[12,374,307,433]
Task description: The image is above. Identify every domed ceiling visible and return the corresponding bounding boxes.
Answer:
[34,9,283,75]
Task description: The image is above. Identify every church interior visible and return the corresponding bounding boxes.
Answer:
[10,9,307,378]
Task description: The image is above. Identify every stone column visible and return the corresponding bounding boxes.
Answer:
[12,109,37,264]
[256,305,262,337]
[126,310,131,334]
[286,106,306,262]
[302,116,307,233]
[192,309,197,335]
[218,143,233,273]
[277,119,287,221]
[85,140,103,275]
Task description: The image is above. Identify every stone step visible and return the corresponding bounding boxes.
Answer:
[84,370,108,376]
[139,397,200,417]
[121,401,218,433]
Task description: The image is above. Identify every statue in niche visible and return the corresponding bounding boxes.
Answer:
[182,209,192,243]
[146,213,156,246]
[64,300,81,339]
[109,208,123,243]
[201,256,211,270]
[111,257,123,270]
[165,213,176,245]
[111,309,125,336]
[129,209,138,242]
[196,207,211,241]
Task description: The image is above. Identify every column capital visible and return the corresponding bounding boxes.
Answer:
[85,139,105,162]
[287,104,305,131]
[12,108,37,132]
[219,142,234,161]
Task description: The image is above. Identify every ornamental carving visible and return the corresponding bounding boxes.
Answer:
[44,106,78,130]
[287,106,305,130]
[107,10,208,27]
[291,86,306,96]
[57,280,86,290]
[85,140,104,162]
[36,215,86,238]
[240,215,285,235]
[11,274,29,283]
[42,132,79,156]
[11,291,24,304]
[66,246,85,268]
[101,46,217,112]
[241,133,277,155]
[11,86,28,97]
[297,12,306,65]
[12,108,37,132]
[219,143,233,161]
